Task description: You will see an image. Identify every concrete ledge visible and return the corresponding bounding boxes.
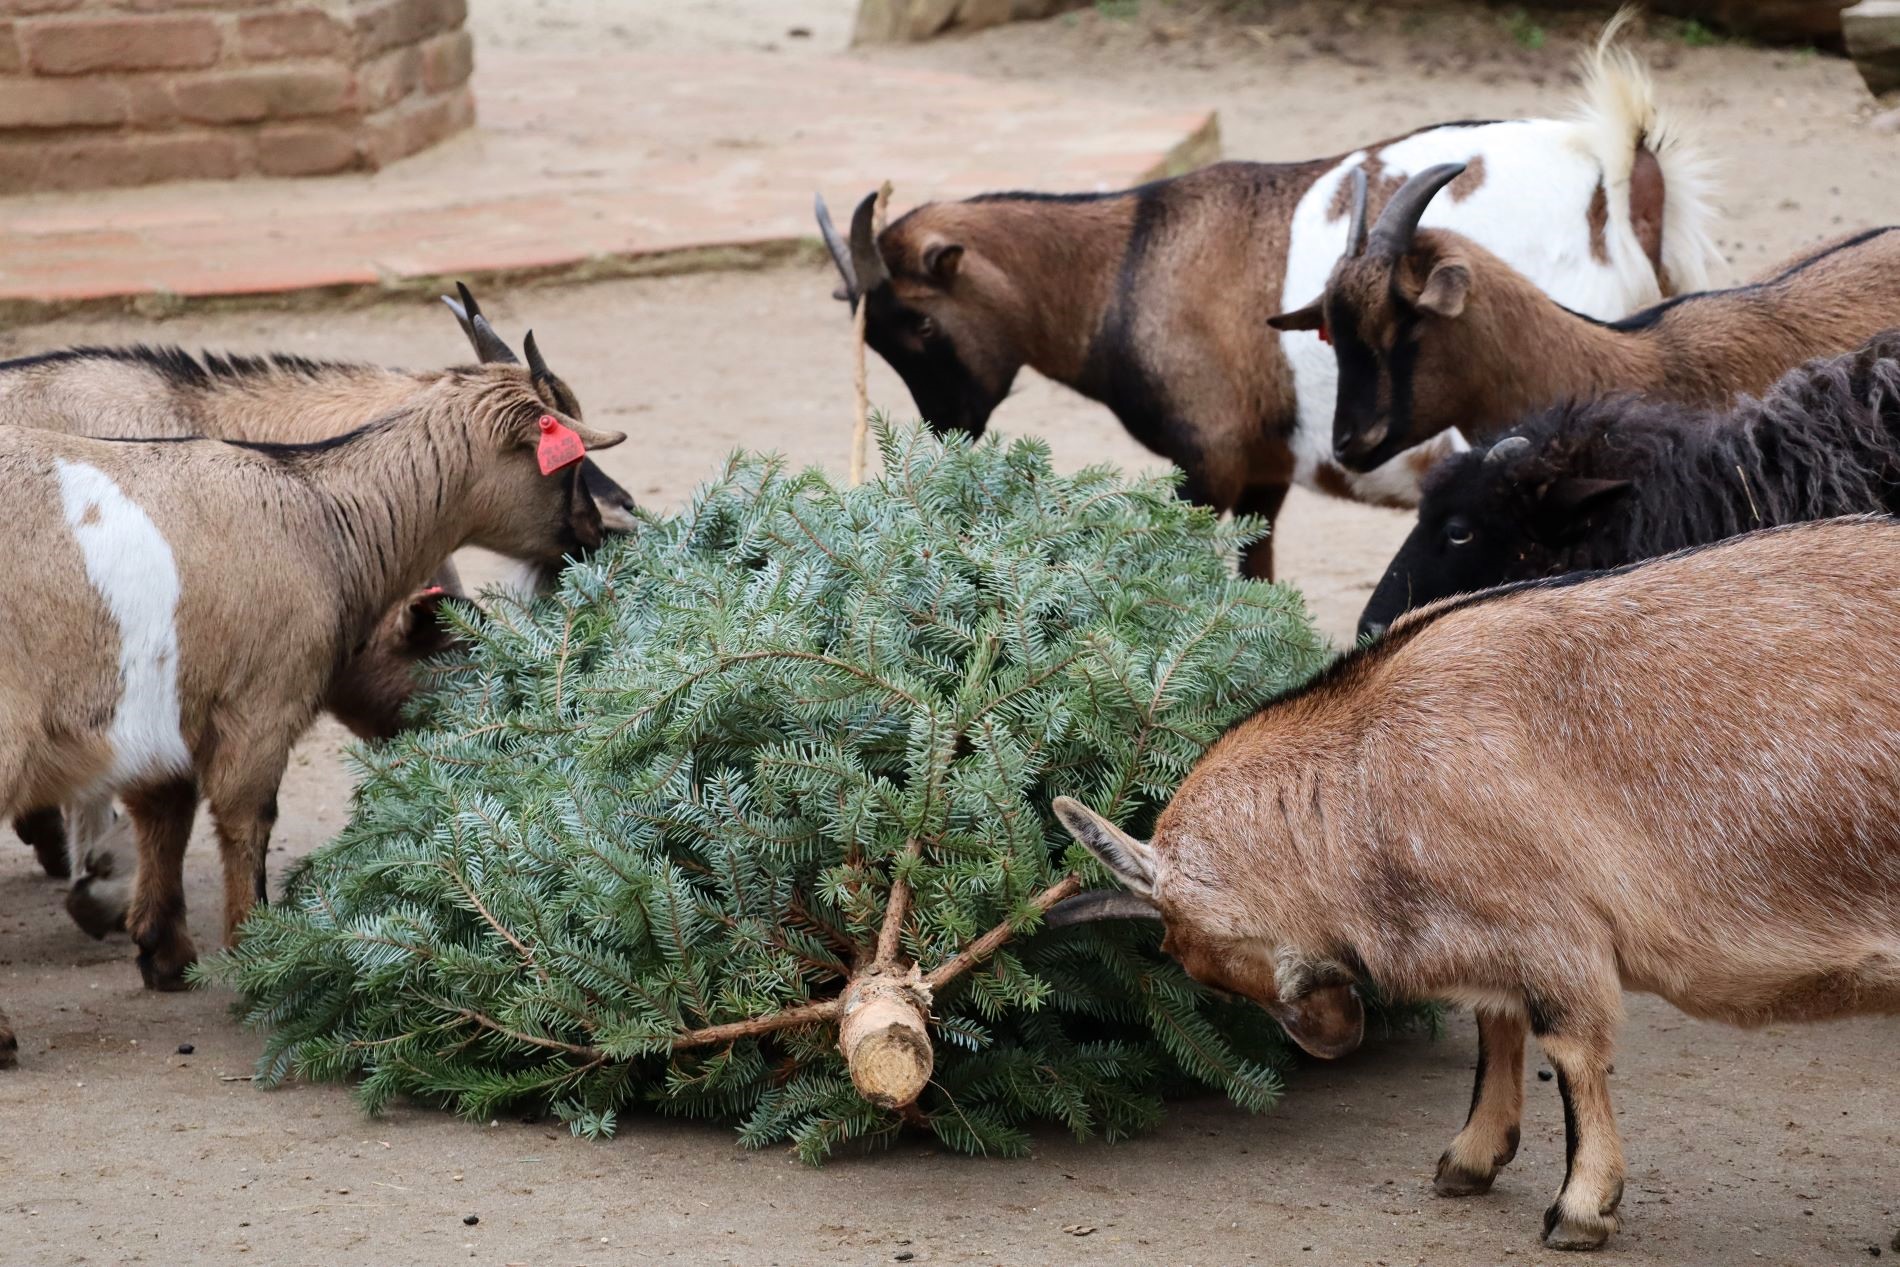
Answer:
[0,50,1219,316]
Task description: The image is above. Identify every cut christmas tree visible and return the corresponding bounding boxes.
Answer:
[219,426,1333,1161]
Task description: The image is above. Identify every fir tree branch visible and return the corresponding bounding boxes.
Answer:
[669,998,843,1051]
[923,873,1083,993]
[875,839,923,967]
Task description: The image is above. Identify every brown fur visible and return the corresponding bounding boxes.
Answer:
[1057,517,1900,1250]
[0,368,623,1039]
[1331,225,1900,459]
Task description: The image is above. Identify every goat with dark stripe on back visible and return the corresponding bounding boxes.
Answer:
[0,288,632,936]
[0,363,624,1068]
[817,13,1721,579]
[1279,155,1900,474]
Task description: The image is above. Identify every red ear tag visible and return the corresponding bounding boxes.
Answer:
[536,414,586,475]
[1317,321,1331,346]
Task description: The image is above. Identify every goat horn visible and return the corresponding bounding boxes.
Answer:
[1345,166,1370,258]
[467,314,519,366]
[1367,161,1467,258]
[815,191,859,302]
[440,281,479,341]
[1485,434,1533,464]
[1044,890,1164,928]
[523,329,550,380]
[847,189,893,297]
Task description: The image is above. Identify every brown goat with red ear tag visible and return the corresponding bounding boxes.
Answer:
[1053,516,1900,1252]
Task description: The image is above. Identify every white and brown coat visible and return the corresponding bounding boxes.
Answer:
[0,366,623,1066]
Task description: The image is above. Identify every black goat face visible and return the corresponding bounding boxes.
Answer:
[861,285,1017,437]
[1360,503,1514,640]
[1359,447,1633,639]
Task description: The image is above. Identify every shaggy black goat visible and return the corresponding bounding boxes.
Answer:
[1358,329,1900,638]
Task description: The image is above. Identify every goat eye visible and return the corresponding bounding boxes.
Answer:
[1445,519,1474,546]
[916,315,939,341]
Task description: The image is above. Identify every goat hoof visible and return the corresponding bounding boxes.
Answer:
[135,936,197,992]
[65,883,127,941]
[1541,1203,1615,1251]
[1433,1151,1497,1197]
[0,1027,16,1069]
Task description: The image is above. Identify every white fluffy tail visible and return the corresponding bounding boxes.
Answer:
[1571,6,1724,295]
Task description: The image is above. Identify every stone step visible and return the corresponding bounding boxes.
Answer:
[0,50,1217,314]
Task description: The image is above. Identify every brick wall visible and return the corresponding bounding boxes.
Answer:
[0,0,475,191]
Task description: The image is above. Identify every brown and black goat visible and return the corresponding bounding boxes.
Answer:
[818,19,1719,577]
[1282,160,1900,472]
[1050,517,1900,1251]
[0,364,623,1067]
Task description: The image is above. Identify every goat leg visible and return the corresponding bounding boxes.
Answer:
[1233,483,1291,582]
[122,779,199,991]
[14,808,69,879]
[206,754,289,947]
[0,1001,16,1069]
[1434,1008,1528,1196]
[1536,1015,1626,1251]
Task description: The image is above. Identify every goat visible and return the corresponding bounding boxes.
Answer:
[1,290,620,881]
[56,585,460,942]
[1049,516,1900,1251]
[1358,330,1900,637]
[0,365,624,1066]
[1282,157,1900,473]
[817,16,1720,578]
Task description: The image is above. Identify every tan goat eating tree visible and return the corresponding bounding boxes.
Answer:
[0,365,623,1063]
[1050,518,1900,1252]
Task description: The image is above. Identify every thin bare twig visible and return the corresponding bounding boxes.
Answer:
[849,180,893,487]
[875,838,923,967]
[925,874,1083,993]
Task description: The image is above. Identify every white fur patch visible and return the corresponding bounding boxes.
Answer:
[1279,117,1676,508]
[55,460,191,784]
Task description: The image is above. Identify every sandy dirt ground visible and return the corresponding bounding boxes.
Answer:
[4,4,1900,1265]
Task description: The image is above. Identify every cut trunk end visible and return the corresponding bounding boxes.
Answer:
[838,966,933,1108]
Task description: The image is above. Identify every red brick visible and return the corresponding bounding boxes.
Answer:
[255,121,359,177]
[359,83,471,168]
[0,23,20,76]
[418,28,471,93]
[23,15,221,76]
[351,0,434,58]
[355,44,419,111]
[118,0,239,10]
[19,130,241,192]
[236,8,345,61]
[172,65,352,124]
[0,73,127,128]
[424,0,468,33]
[3,0,87,15]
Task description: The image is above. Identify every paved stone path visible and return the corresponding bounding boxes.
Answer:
[0,50,1217,311]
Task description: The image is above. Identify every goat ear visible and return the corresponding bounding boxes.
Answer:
[921,239,963,283]
[1052,796,1157,898]
[1268,300,1325,332]
[1415,260,1470,319]
[1269,984,1365,1060]
[1541,476,1632,519]
[569,422,626,451]
[399,587,460,657]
